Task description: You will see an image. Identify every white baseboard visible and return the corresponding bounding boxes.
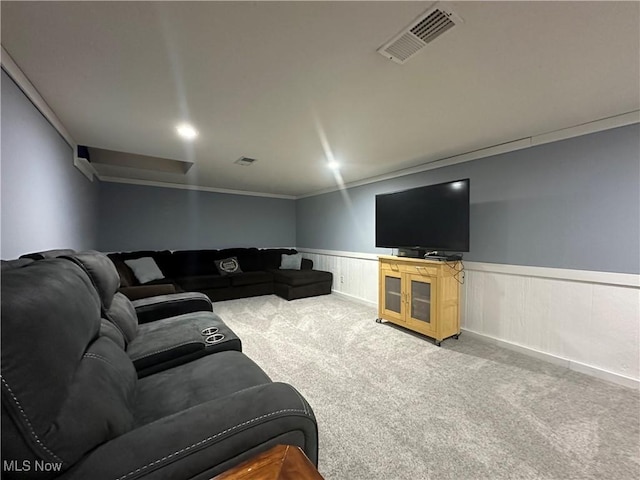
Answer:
[460,329,639,390]
[330,290,377,308]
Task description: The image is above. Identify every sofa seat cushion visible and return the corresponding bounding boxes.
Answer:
[134,351,271,426]
[269,269,333,287]
[175,274,231,291]
[127,311,242,377]
[67,380,318,480]
[229,271,274,287]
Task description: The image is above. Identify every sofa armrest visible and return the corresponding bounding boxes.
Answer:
[60,382,318,480]
[301,258,313,270]
[119,284,177,301]
[132,292,213,324]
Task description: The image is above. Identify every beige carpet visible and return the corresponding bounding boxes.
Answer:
[213,294,640,480]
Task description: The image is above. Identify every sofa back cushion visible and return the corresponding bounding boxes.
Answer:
[107,248,301,281]
[260,248,298,270]
[100,319,126,349]
[1,259,137,474]
[62,252,139,345]
[171,250,221,276]
[215,248,264,272]
[1,258,34,271]
[107,293,139,345]
[18,248,76,260]
[63,251,121,309]
[108,254,137,287]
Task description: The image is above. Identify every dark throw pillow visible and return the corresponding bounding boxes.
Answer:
[214,257,243,276]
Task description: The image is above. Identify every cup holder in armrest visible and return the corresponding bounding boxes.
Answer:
[205,333,225,345]
[201,327,219,336]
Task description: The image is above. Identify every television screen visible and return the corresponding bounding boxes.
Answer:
[375,179,470,252]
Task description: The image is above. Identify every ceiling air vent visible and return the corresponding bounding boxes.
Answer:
[234,156,257,166]
[377,4,463,64]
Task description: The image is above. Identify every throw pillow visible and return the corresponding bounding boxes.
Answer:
[280,253,302,270]
[124,257,165,284]
[215,257,243,276]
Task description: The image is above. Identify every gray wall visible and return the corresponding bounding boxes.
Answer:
[1,70,98,259]
[97,182,296,252]
[5,57,635,272]
[296,124,640,274]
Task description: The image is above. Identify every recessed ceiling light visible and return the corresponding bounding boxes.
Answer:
[176,123,198,140]
[327,161,340,170]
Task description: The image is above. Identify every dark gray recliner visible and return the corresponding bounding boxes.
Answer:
[1,257,318,479]
[61,251,242,378]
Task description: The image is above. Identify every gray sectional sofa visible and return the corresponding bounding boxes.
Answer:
[1,253,318,479]
[107,248,333,301]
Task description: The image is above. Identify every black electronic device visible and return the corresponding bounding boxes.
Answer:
[397,248,426,258]
[423,252,463,261]
[375,179,470,254]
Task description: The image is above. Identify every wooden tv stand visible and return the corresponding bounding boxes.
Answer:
[376,255,461,346]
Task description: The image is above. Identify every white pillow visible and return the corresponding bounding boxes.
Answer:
[280,253,302,270]
[124,257,165,284]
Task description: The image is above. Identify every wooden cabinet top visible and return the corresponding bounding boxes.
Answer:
[378,255,461,266]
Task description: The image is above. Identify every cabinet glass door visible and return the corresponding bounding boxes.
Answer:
[381,271,404,322]
[407,274,435,333]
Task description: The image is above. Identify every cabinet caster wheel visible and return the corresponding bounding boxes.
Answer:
[375,318,382,324]
[435,340,441,347]
[453,334,460,339]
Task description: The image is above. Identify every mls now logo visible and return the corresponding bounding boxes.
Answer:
[3,460,63,473]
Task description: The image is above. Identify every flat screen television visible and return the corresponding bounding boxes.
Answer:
[375,178,470,253]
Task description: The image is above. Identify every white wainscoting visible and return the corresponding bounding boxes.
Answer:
[299,249,379,306]
[298,248,640,389]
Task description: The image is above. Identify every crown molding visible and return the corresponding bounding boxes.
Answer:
[296,110,640,199]
[2,45,96,181]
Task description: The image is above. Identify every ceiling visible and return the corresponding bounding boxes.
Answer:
[2,1,639,197]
